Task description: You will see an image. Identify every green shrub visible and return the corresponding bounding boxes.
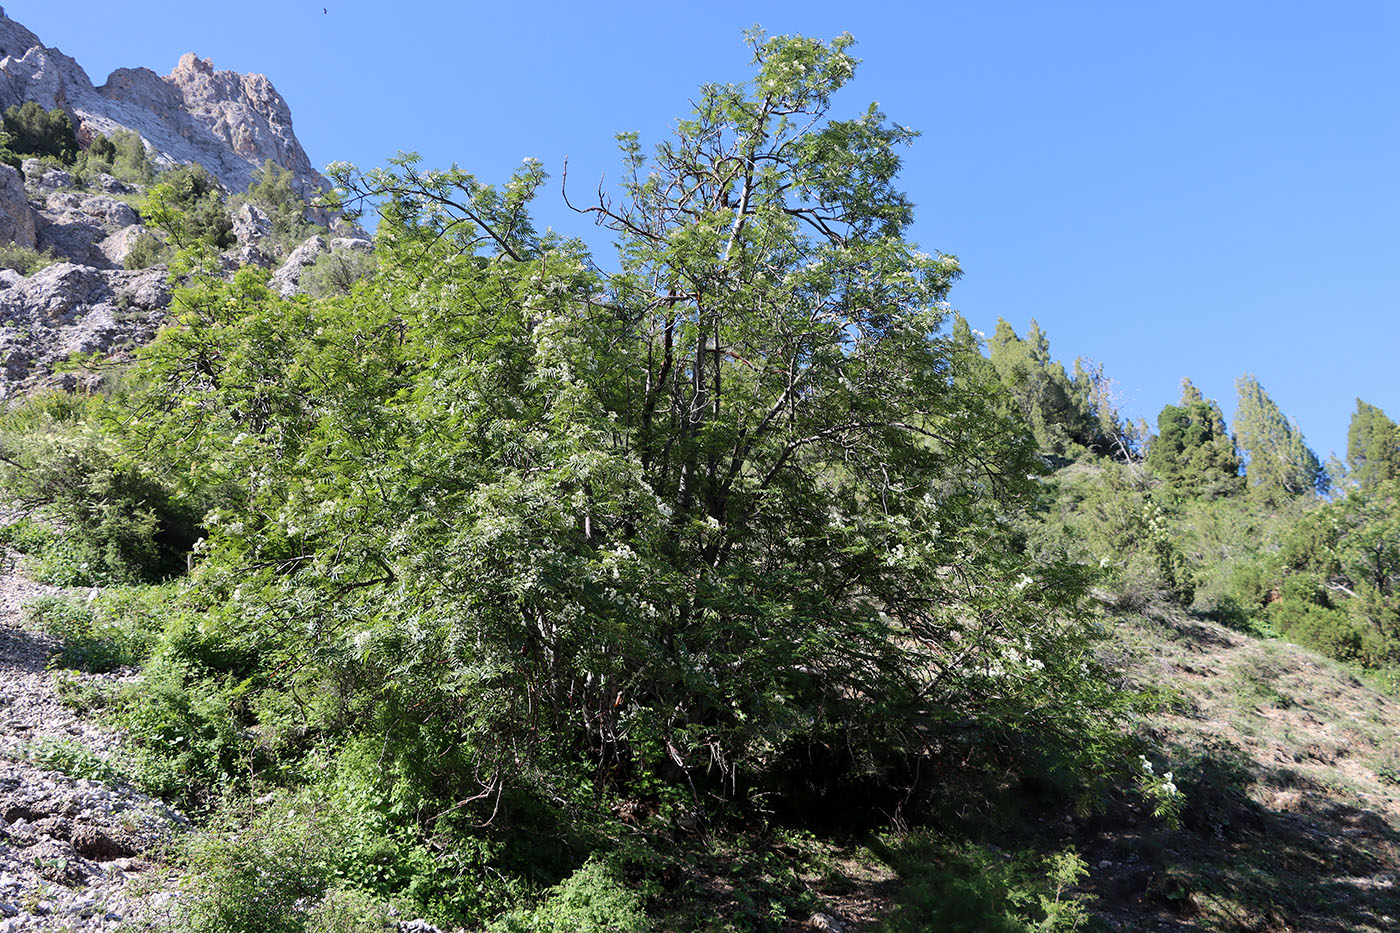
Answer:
[178,793,348,933]
[124,231,169,270]
[489,857,650,933]
[0,244,57,275]
[75,129,155,187]
[0,392,202,584]
[302,249,376,298]
[111,653,249,807]
[21,736,133,785]
[23,588,167,671]
[1,101,77,163]
[143,163,234,250]
[236,159,320,257]
[305,888,394,933]
[876,834,1093,932]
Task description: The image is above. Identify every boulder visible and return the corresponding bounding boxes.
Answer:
[223,242,271,270]
[98,224,154,267]
[0,262,170,395]
[5,262,111,323]
[20,158,75,191]
[330,236,373,254]
[232,201,272,247]
[270,234,327,297]
[92,173,134,195]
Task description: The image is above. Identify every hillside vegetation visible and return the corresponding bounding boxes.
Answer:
[0,31,1397,932]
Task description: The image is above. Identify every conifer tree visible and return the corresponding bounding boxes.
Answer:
[1145,378,1241,498]
[1347,399,1400,491]
[987,318,1102,458]
[1234,374,1324,500]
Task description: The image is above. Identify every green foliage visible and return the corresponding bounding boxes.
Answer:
[1144,378,1242,500]
[305,889,395,933]
[876,834,1093,932]
[301,248,376,297]
[0,391,202,584]
[986,318,1112,460]
[1234,374,1324,501]
[1215,480,1400,668]
[1347,399,1400,491]
[109,650,253,807]
[1031,461,1194,606]
[237,159,320,256]
[177,793,370,933]
[123,231,170,270]
[1,101,78,163]
[21,736,134,785]
[0,32,1147,928]
[114,31,1125,843]
[72,128,155,186]
[0,243,57,275]
[143,163,235,250]
[488,857,651,933]
[22,586,168,671]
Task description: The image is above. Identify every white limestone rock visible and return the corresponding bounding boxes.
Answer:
[232,201,272,247]
[98,224,155,267]
[0,163,35,249]
[0,262,169,393]
[0,9,326,207]
[270,233,327,297]
[35,191,140,268]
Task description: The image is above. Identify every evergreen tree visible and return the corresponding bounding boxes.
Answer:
[1234,373,1324,500]
[0,101,77,163]
[986,318,1103,458]
[1144,378,1242,498]
[1347,399,1400,491]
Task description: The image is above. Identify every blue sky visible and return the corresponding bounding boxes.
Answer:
[10,0,1398,460]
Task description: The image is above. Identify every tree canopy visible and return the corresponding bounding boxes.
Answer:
[1347,399,1400,491]
[1234,373,1325,501]
[1145,378,1242,499]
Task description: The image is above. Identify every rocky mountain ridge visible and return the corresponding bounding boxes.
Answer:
[0,7,324,203]
[0,8,375,403]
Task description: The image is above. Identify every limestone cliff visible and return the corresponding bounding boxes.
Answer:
[0,6,324,202]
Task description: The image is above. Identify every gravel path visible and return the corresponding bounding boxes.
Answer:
[0,570,185,931]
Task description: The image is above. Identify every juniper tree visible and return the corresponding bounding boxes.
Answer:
[1234,373,1324,501]
[1347,399,1400,491]
[1145,378,1242,499]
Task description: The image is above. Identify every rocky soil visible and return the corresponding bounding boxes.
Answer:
[0,569,185,931]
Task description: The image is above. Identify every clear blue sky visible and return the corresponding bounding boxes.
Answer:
[10,0,1398,460]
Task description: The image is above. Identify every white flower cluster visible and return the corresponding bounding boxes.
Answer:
[1140,755,1178,795]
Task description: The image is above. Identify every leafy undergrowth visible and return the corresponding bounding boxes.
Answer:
[1071,607,1400,932]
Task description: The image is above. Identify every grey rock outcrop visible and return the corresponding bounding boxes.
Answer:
[0,163,35,249]
[98,224,155,267]
[92,172,133,194]
[0,7,325,204]
[270,233,327,297]
[20,158,72,192]
[34,191,140,269]
[232,201,272,247]
[271,233,374,297]
[0,262,169,393]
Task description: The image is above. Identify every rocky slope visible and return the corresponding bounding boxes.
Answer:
[0,7,324,204]
[0,567,186,932]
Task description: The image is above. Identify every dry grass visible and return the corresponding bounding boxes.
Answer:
[1081,607,1400,931]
